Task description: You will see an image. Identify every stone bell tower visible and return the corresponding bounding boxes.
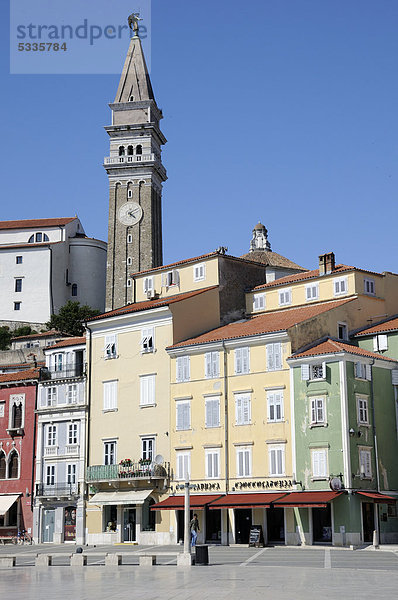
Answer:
[104,30,167,311]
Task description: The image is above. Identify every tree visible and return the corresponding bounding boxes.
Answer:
[12,325,37,338]
[0,326,12,351]
[46,301,100,336]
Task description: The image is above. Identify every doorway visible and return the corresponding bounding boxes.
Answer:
[362,502,375,543]
[267,506,285,544]
[235,509,252,544]
[42,509,55,543]
[205,507,221,543]
[313,505,332,544]
[123,508,136,542]
[177,509,193,542]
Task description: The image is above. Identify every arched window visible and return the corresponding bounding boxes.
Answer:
[0,451,6,479]
[36,233,42,242]
[28,235,34,243]
[127,145,134,156]
[8,450,19,479]
[119,146,125,156]
[135,145,142,155]
[130,95,134,101]
[12,403,23,429]
[43,234,49,241]
[71,284,78,297]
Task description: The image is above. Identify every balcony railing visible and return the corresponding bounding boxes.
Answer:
[43,365,85,380]
[36,483,78,497]
[104,153,155,165]
[87,461,169,483]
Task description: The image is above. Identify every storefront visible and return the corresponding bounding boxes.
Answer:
[0,494,20,540]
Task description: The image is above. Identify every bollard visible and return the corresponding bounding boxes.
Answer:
[105,553,122,566]
[70,553,87,566]
[35,554,52,566]
[0,556,16,568]
[372,529,379,549]
[139,555,156,567]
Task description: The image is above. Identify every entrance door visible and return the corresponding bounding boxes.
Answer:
[42,509,55,543]
[362,502,375,543]
[205,507,221,543]
[235,509,252,544]
[64,506,76,542]
[267,506,285,544]
[313,505,332,544]
[123,508,136,542]
[177,509,193,542]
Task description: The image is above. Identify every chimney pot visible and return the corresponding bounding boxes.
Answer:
[319,252,335,275]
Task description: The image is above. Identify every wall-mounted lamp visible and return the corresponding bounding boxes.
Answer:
[25,488,30,497]
[349,428,355,437]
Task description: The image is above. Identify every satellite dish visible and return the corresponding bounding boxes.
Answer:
[154,454,164,465]
[329,477,342,491]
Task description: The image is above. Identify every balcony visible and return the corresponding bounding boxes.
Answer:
[104,153,155,165]
[36,483,79,498]
[87,461,169,483]
[43,365,85,380]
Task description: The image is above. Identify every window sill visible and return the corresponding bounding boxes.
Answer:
[104,355,118,361]
[102,408,118,413]
[309,423,328,428]
[235,422,252,427]
[205,425,221,429]
[357,422,370,428]
[269,473,285,478]
[309,378,326,382]
[311,477,328,481]
[176,380,190,384]
[141,349,155,355]
[140,403,156,409]
[267,420,285,424]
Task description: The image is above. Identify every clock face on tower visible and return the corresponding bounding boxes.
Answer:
[118,202,143,226]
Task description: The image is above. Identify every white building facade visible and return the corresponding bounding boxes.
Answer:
[0,217,107,328]
[33,338,87,544]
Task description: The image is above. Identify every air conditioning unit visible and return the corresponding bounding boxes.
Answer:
[146,290,157,300]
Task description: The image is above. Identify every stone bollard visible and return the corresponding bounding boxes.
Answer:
[177,552,193,567]
[105,553,122,566]
[139,555,156,567]
[35,554,52,566]
[0,556,16,568]
[373,529,379,549]
[70,553,87,566]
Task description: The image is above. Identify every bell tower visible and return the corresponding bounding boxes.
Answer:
[105,31,167,311]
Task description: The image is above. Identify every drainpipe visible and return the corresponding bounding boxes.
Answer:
[369,360,381,493]
[31,375,39,514]
[84,323,93,522]
[222,340,229,546]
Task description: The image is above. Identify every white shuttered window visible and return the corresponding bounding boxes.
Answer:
[235,393,251,425]
[140,375,155,406]
[267,391,284,422]
[103,380,117,411]
[236,446,251,477]
[205,352,220,378]
[176,451,190,480]
[205,449,220,479]
[269,445,285,476]
[312,449,328,478]
[205,397,220,428]
[104,334,117,359]
[176,356,190,382]
[266,343,282,371]
[235,347,250,375]
[176,401,190,430]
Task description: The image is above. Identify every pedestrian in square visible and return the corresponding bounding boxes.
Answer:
[190,513,200,546]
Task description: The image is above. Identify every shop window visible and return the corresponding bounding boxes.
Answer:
[104,505,117,532]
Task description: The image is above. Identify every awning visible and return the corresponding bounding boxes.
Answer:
[356,491,396,504]
[0,494,20,516]
[272,491,343,508]
[151,495,223,510]
[89,489,153,506]
[208,493,288,509]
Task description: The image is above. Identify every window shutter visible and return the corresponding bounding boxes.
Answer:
[267,345,274,371]
[205,400,211,427]
[177,404,183,430]
[270,449,276,475]
[242,347,249,373]
[321,362,326,379]
[212,352,219,377]
[173,269,180,285]
[243,397,250,423]
[366,364,372,381]
[214,452,219,478]
[392,370,398,385]
[184,356,190,381]
[205,353,212,378]
[277,449,283,475]
[235,348,242,374]
[378,335,388,351]
[310,399,316,423]
[373,336,379,352]
[354,362,361,378]
[244,450,250,476]
[176,358,182,382]
[184,403,190,429]
[301,364,310,381]
[236,397,242,424]
[213,399,219,426]
[161,273,166,288]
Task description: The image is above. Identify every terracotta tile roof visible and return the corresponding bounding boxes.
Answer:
[354,316,398,337]
[240,250,307,271]
[0,362,45,370]
[0,368,41,384]
[290,338,397,362]
[11,329,63,341]
[0,218,76,230]
[252,264,382,291]
[48,337,86,349]
[168,298,354,349]
[87,286,219,322]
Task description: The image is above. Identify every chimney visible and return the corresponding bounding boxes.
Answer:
[319,252,335,275]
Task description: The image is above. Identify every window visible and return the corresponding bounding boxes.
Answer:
[103,380,118,411]
[46,387,57,407]
[267,391,284,422]
[47,425,57,447]
[279,289,291,306]
[357,396,369,425]
[119,145,125,156]
[205,397,220,428]
[0,402,4,418]
[176,451,191,480]
[373,334,388,352]
[16,256,23,264]
[236,446,251,477]
[205,352,220,379]
[67,464,76,485]
[67,384,78,404]
[301,362,326,380]
[311,449,328,478]
[235,347,250,375]
[305,283,319,301]
[104,441,117,465]
[310,397,326,424]
[364,278,375,296]
[127,257,132,266]
[235,393,251,425]
[140,374,155,406]
[162,269,179,288]
[355,362,371,380]
[36,232,42,242]
[0,451,5,479]
[104,334,117,359]
[9,395,24,429]
[253,293,265,311]
[176,356,190,382]
[127,234,132,244]
[128,188,133,197]
[127,146,134,156]
[46,464,55,486]
[334,277,348,296]
[127,279,132,288]
[68,423,78,445]
[136,144,142,155]
[141,328,154,353]
[14,302,21,311]
[359,448,372,478]
[143,277,154,294]
[266,342,282,371]
[14,278,22,292]
[28,235,34,243]
[8,451,19,479]
[54,353,63,372]
[193,263,206,282]
[205,449,220,479]
[268,445,285,476]
[337,322,348,340]
[71,284,78,297]
[142,437,155,461]
[176,400,190,430]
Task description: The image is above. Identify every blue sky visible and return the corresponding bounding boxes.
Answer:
[1,1,398,273]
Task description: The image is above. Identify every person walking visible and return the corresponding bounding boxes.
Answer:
[190,513,200,547]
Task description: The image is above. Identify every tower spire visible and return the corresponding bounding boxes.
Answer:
[114,36,154,103]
